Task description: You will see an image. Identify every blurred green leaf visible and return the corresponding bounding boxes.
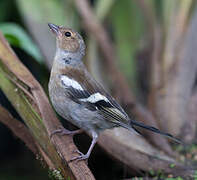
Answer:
[16,0,78,29]
[162,0,177,28]
[154,0,163,19]
[95,0,116,21]
[0,23,42,63]
[110,0,145,91]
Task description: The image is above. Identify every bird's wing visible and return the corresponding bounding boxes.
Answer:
[59,67,129,125]
[59,67,182,143]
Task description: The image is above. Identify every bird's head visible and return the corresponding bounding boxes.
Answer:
[48,23,85,57]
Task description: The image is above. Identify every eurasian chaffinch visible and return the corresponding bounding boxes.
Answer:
[48,23,180,161]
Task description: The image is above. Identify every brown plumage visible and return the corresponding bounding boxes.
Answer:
[48,23,181,162]
[56,27,80,52]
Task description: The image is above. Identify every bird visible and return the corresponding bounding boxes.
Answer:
[48,23,181,162]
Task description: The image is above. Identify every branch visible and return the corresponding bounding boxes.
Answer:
[99,128,194,178]
[150,2,197,136]
[0,32,95,180]
[182,89,197,143]
[0,105,38,154]
[0,107,56,169]
[134,0,155,41]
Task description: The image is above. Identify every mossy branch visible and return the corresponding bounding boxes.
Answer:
[0,31,95,180]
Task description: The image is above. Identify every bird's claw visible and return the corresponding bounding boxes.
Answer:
[70,149,89,162]
[50,128,82,139]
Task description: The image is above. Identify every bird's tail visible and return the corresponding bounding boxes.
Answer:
[130,119,182,144]
[117,119,182,144]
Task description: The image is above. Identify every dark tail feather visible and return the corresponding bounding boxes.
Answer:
[130,119,182,144]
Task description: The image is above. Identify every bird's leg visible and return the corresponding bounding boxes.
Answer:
[70,132,98,162]
[50,128,83,138]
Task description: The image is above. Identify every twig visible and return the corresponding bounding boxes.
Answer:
[0,105,38,154]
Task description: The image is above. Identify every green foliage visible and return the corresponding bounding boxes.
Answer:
[110,0,144,91]
[95,0,115,21]
[49,169,64,180]
[165,177,183,180]
[0,23,42,63]
[169,163,175,168]
[194,170,197,180]
[16,0,79,29]
[131,177,143,180]
[148,168,184,179]
[149,169,155,176]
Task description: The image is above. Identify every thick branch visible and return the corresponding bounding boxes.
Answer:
[0,32,95,180]
[151,3,197,136]
[99,128,194,178]
[182,89,197,143]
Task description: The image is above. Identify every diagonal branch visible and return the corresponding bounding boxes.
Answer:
[0,105,38,154]
[0,32,95,180]
[0,105,55,168]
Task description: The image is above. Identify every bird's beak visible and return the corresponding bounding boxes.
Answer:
[48,23,59,35]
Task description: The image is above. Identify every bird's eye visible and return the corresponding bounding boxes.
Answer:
[65,31,71,37]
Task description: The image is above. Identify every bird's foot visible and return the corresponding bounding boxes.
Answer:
[70,150,89,163]
[50,128,83,138]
